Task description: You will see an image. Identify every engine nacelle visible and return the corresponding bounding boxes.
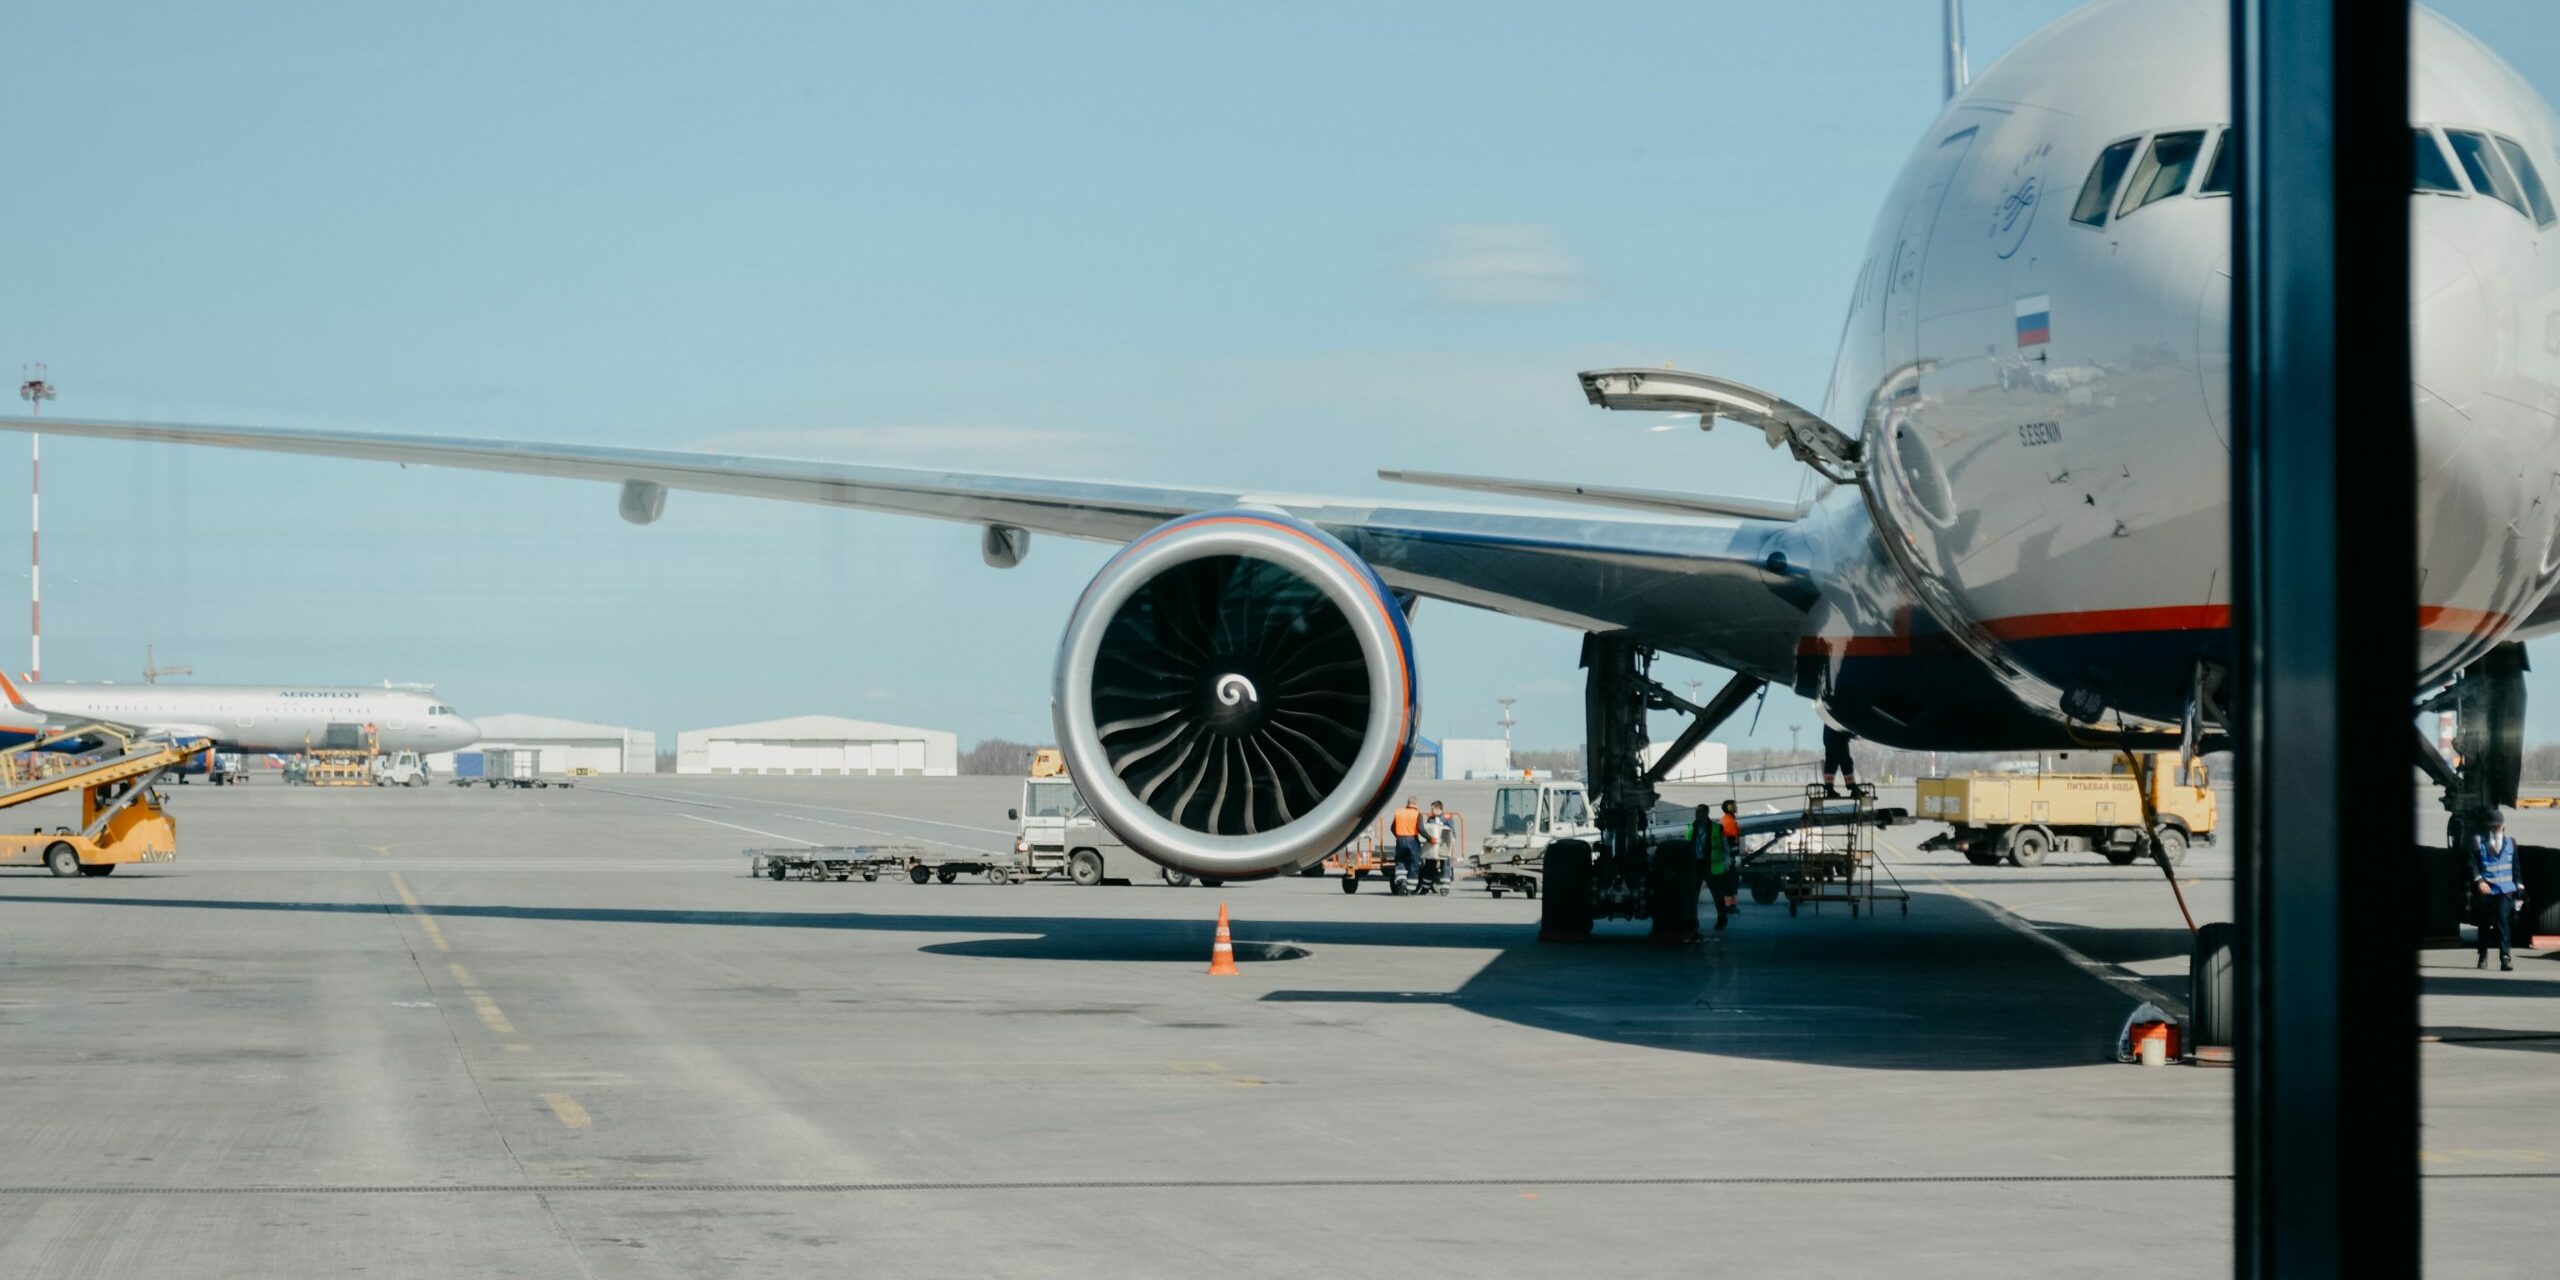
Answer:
[1052,511,1417,879]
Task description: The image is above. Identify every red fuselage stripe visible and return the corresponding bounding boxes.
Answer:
[1798,603,2514,655]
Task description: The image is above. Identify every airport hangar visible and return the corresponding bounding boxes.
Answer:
[426,713,656,775]
[676,714,957,776]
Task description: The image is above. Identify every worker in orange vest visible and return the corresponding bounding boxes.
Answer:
[1708,799,1744,927]
[1390,798,1425,891]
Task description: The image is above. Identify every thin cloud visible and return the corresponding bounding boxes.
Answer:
[1408,222,1594,310]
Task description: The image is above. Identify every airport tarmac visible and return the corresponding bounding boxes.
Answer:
[0,776,2549,1278]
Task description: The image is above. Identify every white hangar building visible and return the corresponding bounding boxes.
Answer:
[676,715,957,777]
[431,713,656,775]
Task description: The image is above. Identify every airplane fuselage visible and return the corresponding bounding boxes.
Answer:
[0,684,481,756]
[1780,0,2560,749]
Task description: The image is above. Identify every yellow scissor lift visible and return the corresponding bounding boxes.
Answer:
[0,724,206,877]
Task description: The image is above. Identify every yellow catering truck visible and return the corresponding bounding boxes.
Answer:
[1914,753,2215,868]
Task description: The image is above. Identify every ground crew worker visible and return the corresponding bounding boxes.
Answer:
[1822,726,1859,798]
[1423,801,1456,891]
[1708,800,1744,927]
[2471,812,2526,971]
[1691,804,1740,930]
[1391,798,1424,889]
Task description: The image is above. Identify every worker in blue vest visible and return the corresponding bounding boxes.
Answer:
[2470,812,2526,971]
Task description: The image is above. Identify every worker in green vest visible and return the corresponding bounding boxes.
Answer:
[1692,803,1742,930]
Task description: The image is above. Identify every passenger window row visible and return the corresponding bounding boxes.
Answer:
[2069,124,2555,229]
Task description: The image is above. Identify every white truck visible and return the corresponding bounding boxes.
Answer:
[371,750,430,787]
[1474,780,1601,899]
[1009,775,1219,887]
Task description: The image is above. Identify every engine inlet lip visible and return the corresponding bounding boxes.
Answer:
[1053,512,1414,878]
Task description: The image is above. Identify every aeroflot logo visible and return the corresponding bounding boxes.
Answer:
[1991,143,2048,261]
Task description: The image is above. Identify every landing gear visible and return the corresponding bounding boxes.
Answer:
[2420,643,2540,937]
[1536,635,1764,942]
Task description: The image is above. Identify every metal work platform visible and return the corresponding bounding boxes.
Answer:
[1740,785,1909,918]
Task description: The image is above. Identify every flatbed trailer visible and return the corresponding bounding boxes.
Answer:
[0,726,208,877]
[746,844,1023,884]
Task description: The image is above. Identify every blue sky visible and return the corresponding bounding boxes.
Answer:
[3,1,2555,754]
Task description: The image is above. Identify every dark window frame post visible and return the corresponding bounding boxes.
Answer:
[2229,1,2419,1275]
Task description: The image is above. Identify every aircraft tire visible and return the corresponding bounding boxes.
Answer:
[2189,921,2237,1049]
[1068,851,1103,887]
[1537,839,1594,940]
[44,843,81,878]
[2518,846,2560,936]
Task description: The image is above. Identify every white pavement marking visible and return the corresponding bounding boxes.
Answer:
[585,786,732,810]
[676,814,821,846]
[735,795,1013,837]
[1879,834,2187,1015]
[776,812,986,853]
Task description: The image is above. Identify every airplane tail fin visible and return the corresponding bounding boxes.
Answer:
[1944,0,1970,101]
[0,670,32,712]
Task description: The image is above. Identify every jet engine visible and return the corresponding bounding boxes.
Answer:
[1052,511,1417,879]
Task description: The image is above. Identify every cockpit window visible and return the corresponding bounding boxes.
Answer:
[2071,137,2142,228]
[2492,135,2556,227]
[2414,129,2462,194]
[2198,129,2234,196]
[2119,130,2207,215]
[2445,129,2529,215]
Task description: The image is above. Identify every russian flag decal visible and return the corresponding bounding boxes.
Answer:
[2014,293,2052,352]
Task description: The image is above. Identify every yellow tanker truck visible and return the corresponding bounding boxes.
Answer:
[1914,752,2216,868]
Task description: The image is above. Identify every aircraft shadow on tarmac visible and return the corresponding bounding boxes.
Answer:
[3,889,2538,1072]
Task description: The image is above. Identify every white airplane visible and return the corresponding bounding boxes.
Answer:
[0,0,2550,921]
[0,676,479,757]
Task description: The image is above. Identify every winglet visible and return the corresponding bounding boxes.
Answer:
[0,669,32,712]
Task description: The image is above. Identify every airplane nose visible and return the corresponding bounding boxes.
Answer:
[452,717,481,746]
[2411,222,2490,483]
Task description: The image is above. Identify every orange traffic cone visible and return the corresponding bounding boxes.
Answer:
[1207,902,1240,976]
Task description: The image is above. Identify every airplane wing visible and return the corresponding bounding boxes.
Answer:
[0,414,1817,679]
